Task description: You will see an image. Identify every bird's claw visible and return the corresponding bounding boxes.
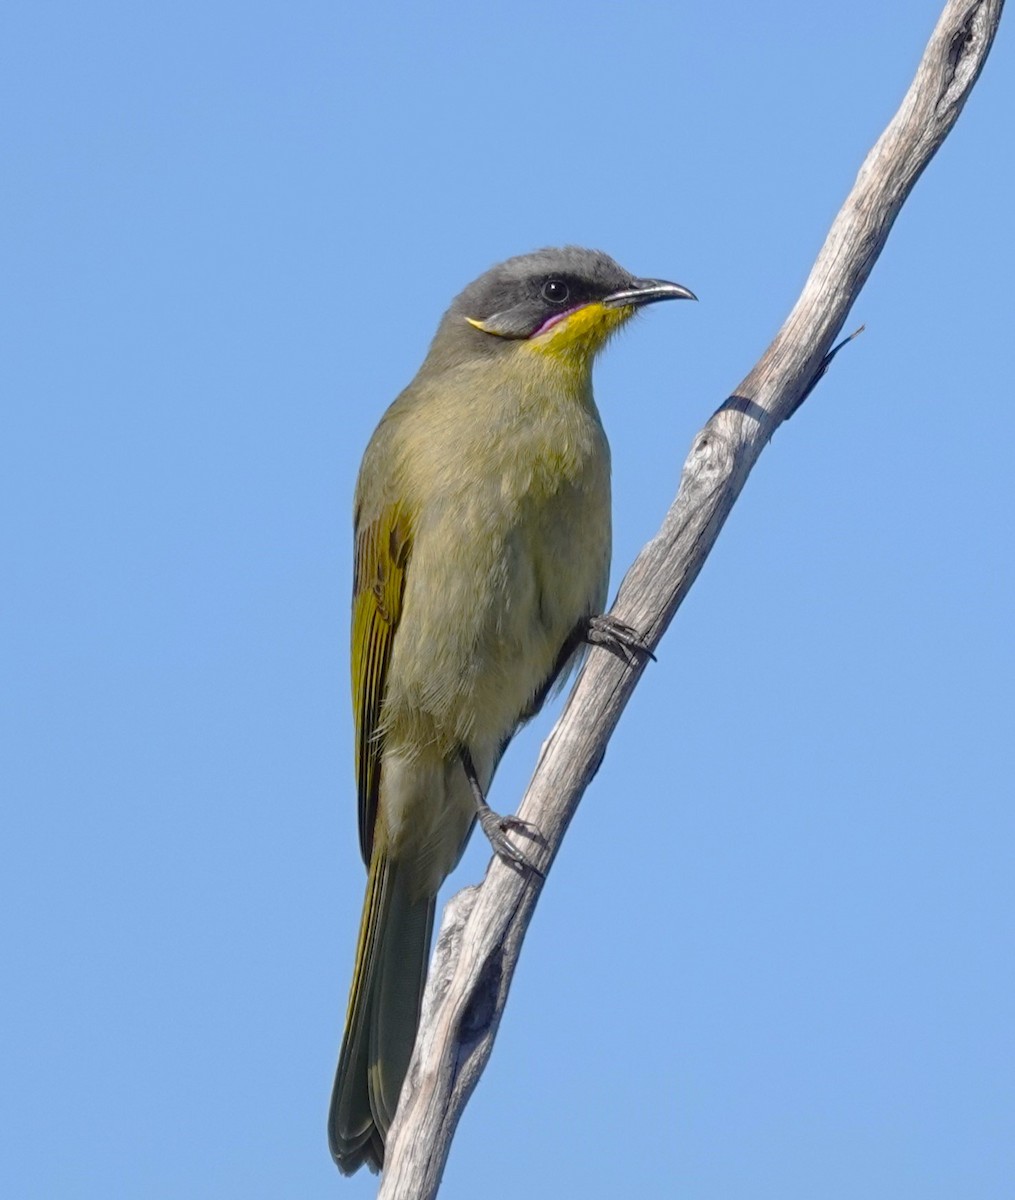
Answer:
[498,814,541,839]
[582,614,656,665]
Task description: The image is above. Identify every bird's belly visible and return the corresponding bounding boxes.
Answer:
[383,476,609,760]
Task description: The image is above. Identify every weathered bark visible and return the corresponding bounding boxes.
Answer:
[377,2,1005,1196]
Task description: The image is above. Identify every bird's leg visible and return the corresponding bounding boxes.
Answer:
[460,748,544,877]
[578,613,656,667]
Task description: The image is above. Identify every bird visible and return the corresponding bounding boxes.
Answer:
[328,246,695,1174]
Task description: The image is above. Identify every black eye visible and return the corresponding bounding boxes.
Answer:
[541,278,570,305]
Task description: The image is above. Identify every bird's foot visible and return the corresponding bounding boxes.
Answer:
[461,747,544,877]
[581,614,656,667]
[475,803,545,878]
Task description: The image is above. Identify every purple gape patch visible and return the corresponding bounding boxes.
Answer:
[532,306,582,337]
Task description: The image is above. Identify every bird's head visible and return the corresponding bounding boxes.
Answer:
[428,246,695,374]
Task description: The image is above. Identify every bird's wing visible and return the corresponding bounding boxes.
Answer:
[351,504,412,864]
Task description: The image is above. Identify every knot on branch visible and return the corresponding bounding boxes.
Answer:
[682,413,743,492]
[947,6,978,70]
[458,949,503,1046]
[938,0,989,116]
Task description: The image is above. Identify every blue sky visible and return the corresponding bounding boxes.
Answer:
[3,2,1013,1197]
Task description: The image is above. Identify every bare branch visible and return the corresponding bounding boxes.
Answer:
[377,2,1005,1196]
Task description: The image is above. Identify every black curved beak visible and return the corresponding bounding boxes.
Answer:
[602,277,698,308]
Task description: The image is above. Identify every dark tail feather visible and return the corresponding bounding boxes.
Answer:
[328,853,435,1174]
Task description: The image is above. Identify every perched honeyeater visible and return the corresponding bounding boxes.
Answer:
[329,246,695,1173]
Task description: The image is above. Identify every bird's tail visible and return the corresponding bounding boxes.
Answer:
[328,850,435,1174]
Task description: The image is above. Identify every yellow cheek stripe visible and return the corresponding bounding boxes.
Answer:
[465,316,501,335]
[524,301,634,362]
